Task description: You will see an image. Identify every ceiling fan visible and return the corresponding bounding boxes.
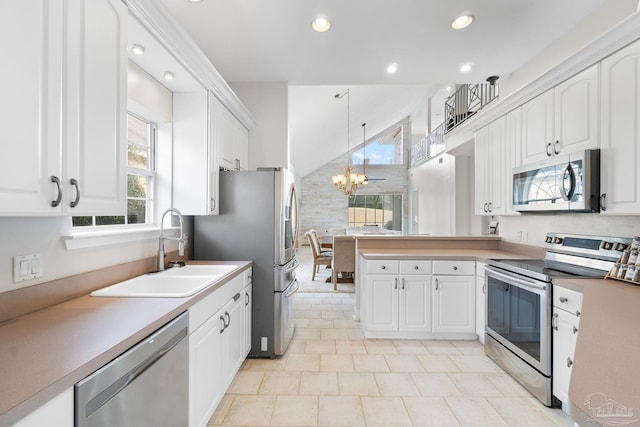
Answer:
[361,122,386,183]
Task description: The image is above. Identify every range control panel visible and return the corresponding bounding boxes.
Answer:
[544,233,633,261]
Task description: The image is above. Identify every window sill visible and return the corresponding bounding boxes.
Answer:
[63,226,179,250]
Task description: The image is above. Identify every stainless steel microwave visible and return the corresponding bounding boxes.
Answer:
[512,149,600,212]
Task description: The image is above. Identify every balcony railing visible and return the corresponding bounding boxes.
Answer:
[410,122,445,168]
[444,82,499,133]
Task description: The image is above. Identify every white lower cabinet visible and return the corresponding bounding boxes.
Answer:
[362,258,477,339]
[189,268,251,427]
[364,260,431,338]
[475,262,486,344]
[242,271,253,356]
[552,286,582,410]
[13,388,73,427]
[432,261,476,335]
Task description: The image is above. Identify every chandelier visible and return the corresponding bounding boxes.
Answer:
[331,89,367,195]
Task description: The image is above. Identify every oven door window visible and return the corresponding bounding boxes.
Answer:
[487,274,542,364]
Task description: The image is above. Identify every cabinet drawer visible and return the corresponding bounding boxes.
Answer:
[433,260,475,275]
[400,260,432,275]
[366,260,399,274]
[553,286,583,316]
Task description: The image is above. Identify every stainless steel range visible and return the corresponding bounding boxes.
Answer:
[484,233,631,407]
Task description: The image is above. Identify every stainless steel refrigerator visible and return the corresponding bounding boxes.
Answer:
[193,168,300,358]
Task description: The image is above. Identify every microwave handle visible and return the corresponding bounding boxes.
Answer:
[560,163,576,201]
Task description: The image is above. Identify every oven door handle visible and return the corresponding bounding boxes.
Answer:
[485,267,547,293]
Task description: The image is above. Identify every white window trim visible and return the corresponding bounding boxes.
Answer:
[62,226,181,251]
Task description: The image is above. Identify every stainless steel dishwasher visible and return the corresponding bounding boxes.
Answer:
[75,311,189,426]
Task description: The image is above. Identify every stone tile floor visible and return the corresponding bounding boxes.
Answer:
[208,292,574,426]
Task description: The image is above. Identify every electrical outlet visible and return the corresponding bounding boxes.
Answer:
[13,254,43,283]
[261,337,268,351]
[516,231,523,241]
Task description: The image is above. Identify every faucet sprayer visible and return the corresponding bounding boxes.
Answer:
[158,208,185,271]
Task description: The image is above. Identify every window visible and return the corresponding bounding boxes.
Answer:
[73,113,156,227]
[348,194,402,230]
[351,124,403,165]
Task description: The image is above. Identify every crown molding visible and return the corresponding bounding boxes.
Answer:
[126,0,256,129]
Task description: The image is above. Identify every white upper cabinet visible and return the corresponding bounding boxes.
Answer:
[521,65,599,165]
[173,92,220,215]
[600,39,640,214]
[218,106,249,171]
[475,115,509,215]
[0,0,127,216]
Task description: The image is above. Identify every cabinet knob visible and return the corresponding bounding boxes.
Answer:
[453,266,458,271]
[414,265,419,270]
[559,296,568,303]
[573,326,578,334]
[381,265,386,270]
[567,357,573,368]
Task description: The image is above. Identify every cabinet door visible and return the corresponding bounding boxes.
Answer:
[600,39,640,214]
[189,310,225,427]
[367,274,399,331]
[64,0,127,215]
[218,106,238,170]
[552,309,579,404]
[222,293,245,389]
[0,1,63,215]
[474,126,491,215]
[487,116,507,215]
[475,263,486,343]
[399,275,431,331]
[554,65,599,156]
[507,107,523,168]
[14,388,73,427]
[432,275,475,333]
[235,123,249,171]
[522,90,554,164]
[243,282,252,356]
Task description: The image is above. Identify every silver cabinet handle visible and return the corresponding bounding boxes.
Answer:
[567,357,573,368]
[210,197,216,212]
[50,176,62,207]
[488,202,492,212]
[220,315,226,333]
[483,203,488,213]
[394,278,398,289]
[554,140,560,155]
[401,278,405,290]
[233,292,241,302]
[245,292,250,306]
[225,311,231,327]
[435,278,439,291]
[573,326,578,334]
[600,193,607,211]
[552,313,559,331]
[69,178,80,208]
[559,296,568,303]
[546,142,553,157]
[482,283,486,294]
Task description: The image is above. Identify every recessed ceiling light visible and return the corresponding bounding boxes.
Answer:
[131,44,145,55]
[451,14,474,30]
[312,17,332,32]
[460,63,472,73]
[189,0,203,2]
[446,86,452,91]
[386,63,398,74]
[163,72,175,81]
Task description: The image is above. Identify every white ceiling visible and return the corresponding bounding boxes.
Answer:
[161,0,609,177]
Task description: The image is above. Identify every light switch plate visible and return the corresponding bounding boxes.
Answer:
[13,254,43,283]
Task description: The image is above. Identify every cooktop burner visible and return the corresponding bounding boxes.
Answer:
[489,258,608,282]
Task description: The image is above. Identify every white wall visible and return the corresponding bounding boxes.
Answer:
[229,81,289,170]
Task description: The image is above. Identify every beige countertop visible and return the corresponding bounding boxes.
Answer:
[555,277,640,427]
[0,261,252,427]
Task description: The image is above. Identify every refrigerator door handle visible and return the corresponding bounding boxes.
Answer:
[284,279,300,298]
[285,258,300,273]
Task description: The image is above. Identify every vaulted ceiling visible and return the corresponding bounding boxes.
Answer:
[162,0,610,176]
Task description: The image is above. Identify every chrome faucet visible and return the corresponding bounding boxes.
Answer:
[158,208,185,272]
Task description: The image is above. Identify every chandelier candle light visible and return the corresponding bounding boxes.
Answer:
[332,89,367,195]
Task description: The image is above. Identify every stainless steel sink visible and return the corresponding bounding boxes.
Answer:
[90,264,238,297]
